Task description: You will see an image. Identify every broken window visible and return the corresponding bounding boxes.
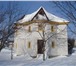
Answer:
[28,41,31,48]
[51,25,54,32]
[28,26,31,32]
[52,41,55,48]
[38,23,43,31]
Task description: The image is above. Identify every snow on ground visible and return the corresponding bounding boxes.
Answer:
[0,48,76,66]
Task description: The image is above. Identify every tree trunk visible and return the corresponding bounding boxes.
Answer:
[42,29,46,61]
[43,44,45,61]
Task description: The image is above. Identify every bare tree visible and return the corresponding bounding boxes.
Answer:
[68,38,75,54]
[0,2,24,51]
[16,19,68,61]
[14,5,68,61]
[37,22,67,61]
[53,1,76,39]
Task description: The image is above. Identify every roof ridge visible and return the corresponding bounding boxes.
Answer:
[18,7,69,23]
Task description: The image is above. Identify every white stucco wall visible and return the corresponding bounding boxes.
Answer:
[14,37,26,55]
[57,25,68,56]
[57,25,67,38]
[57,38,68,55]
[14,23,68,57]
[25,32,42,56]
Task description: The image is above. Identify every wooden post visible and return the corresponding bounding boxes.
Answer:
[10,42,13,60]
[43,44,45,61]
[43,30,45,61]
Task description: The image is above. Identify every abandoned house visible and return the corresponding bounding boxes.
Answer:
[14,7,69,58]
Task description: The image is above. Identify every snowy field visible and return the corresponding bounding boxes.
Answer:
[0,48,76,66]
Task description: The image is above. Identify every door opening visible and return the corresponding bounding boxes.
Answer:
[37,40,44,54]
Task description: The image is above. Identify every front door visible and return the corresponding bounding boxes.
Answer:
[37,40,44,54]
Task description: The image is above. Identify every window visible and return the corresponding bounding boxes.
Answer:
[28,42,31,48]
[15,31,18,36]
[52,41,55,48]
[15,43,17,49]
[28,26,31,32]
[51,25,54,32]
[38,23,43,31]
[16,43,17,48]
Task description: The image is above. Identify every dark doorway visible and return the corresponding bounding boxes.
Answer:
[37,40,44,54]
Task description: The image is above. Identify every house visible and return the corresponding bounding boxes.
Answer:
[14,7,69,58]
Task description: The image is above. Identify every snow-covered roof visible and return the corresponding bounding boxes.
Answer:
[18,7,69,23]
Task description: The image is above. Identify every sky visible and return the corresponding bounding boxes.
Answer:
[0,1,75,38]
[18,1,65,19]
[0,1,65,19]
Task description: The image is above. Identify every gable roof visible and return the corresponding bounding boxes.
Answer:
[18,7,69,23]
[31,7,49,21]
